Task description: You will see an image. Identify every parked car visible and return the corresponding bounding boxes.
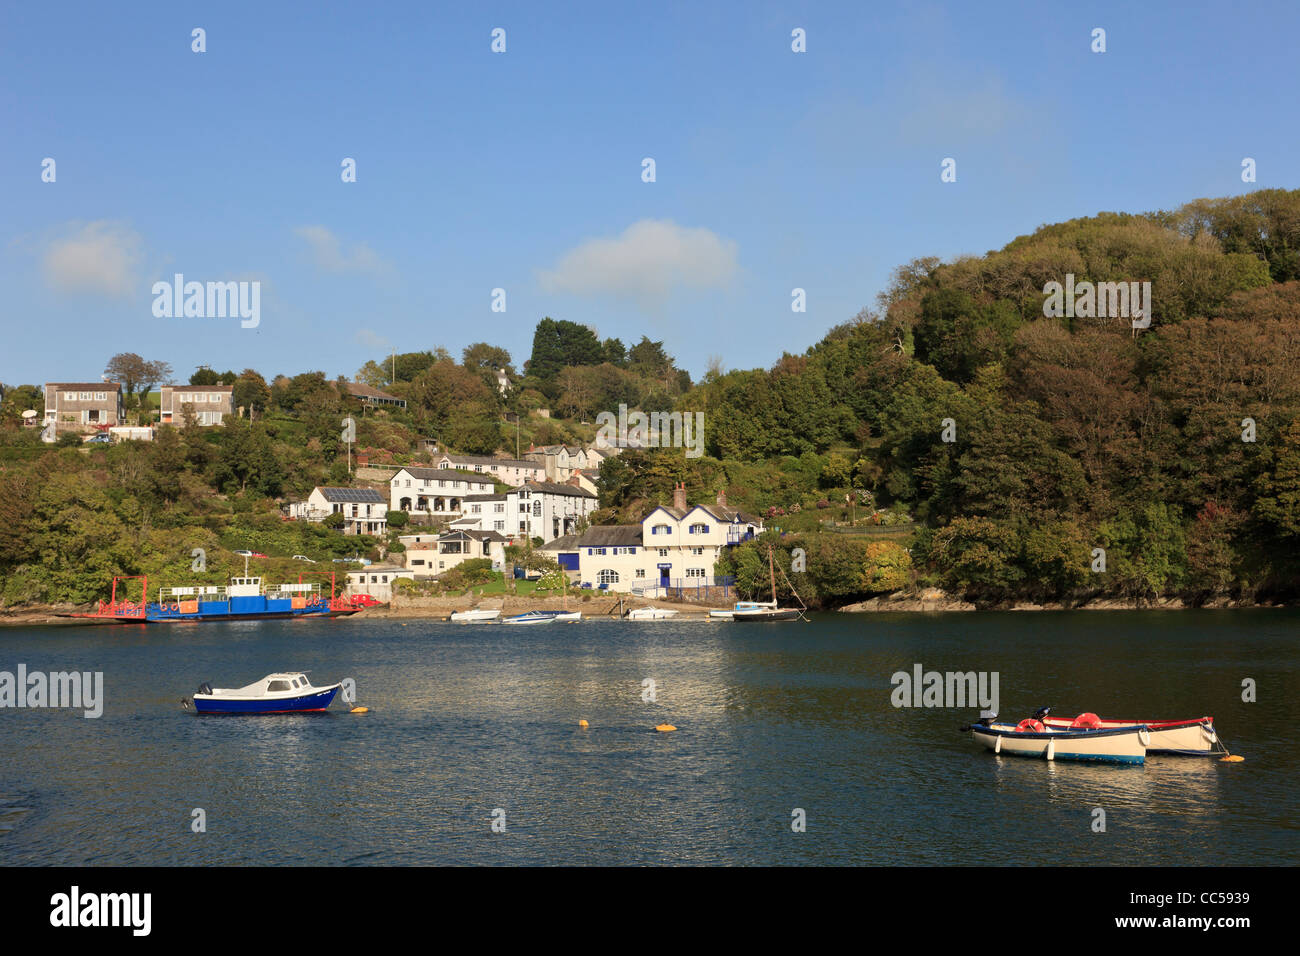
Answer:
[233,550,253,557]
[82,433,112,444]
[292,555,317,563]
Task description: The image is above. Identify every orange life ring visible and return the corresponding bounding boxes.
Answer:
[1014,719,1045,733]
[1070,712,1103,729]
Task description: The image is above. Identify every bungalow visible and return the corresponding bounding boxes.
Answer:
[389,467,495,518]
[43,381,124,437]
[289,487,388,535]
[345,565,414,603]
[344,382,407,410]
[159,385,234,426]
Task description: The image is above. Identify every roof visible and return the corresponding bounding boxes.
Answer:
[698,504,763,524]
[165,384,234,392]
[345,382,405,402]
[395,467,496,483]
[47,382,122,390]
[541,533,582,552]
[463,493,506,502]
[317,487,386,503]
[514,480,597,499]
[574,525,643,548]
[440,454,539,469]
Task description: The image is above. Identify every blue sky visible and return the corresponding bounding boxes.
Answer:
[2,0,1296,387]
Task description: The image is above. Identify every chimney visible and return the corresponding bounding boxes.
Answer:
[716,489,727,508]
[673,481,687,512]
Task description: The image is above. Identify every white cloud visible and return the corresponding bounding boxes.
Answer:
[355,328,390,350]
[538,219,738,305]
[294,225,390,275]
[43,221,143,298]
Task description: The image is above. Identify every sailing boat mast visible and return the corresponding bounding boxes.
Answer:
[768,545,777,603]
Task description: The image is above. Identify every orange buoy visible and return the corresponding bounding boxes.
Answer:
[655,723,677,732]
[1220,754,1244,762]
[350,706,369,714]
[578,719,589,728]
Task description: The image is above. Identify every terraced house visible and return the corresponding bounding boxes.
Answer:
[43,381,124,436]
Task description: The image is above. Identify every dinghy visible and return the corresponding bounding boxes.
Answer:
[1042,713,1222,756]
[186,672,340,715]
[965,709,1149,764]
[450,608,501,622]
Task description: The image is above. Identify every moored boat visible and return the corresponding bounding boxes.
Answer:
[1043,713,1222,756]
[626,606,678,620]
[450,608,501,623]
[501,611,556,625]
[186,672,340,715]
[968,713,1149,765]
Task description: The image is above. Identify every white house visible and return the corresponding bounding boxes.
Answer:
[390,467,496,517]
[289,487,388,535]
[437,454,544,486]
[345,565,413,602]
[505,481,599,543]
[572,484,762,593]
[405,529,508,577]
[454,493,511,534]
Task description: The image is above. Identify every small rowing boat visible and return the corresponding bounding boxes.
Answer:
[965,709,1149,764]
[1042,713,1222,756]
[186,672,340,715]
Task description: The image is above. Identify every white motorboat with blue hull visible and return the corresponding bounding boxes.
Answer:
[188,672,341,715]
[502,610,580,624]
[968,716,1150,764]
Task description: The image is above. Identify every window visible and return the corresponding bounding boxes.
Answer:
[494,503,505,513]
[597,569,619,585]
[80,391,91,400]
[635,569,646,578]
[267,680,291,692]
[691,547,704,556]
[471,505,481,514]
[494,521,504,531]
[95,392,106,401]
[209,393,219,403]
[686,568,706,578]
[658,549,668,557]
[652,524,670,535]
[689,523,709,534]
[533,501,541,516]
[63,391,76,401]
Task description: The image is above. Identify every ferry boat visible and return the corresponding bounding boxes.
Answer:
[69,571,363,625]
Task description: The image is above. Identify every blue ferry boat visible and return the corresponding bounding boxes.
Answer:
[151,576,332,622]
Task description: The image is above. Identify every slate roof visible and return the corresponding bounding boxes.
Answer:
[574,525,643,548]
[318,487,386,504]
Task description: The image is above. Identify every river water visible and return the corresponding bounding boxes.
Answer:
[0,610,1295,865]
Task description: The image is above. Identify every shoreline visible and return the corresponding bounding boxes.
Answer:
[1,593,1294,626]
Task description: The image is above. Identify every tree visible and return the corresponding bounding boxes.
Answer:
[232,369,270,419]
[104,353,173,405]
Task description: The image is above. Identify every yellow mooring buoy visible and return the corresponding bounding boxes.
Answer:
[655,723,677,732]
[1220,754,1244,762]
[578,719,589,728]
[350,706,369,714]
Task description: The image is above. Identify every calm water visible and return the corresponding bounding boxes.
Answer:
[0,611,1296,865]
